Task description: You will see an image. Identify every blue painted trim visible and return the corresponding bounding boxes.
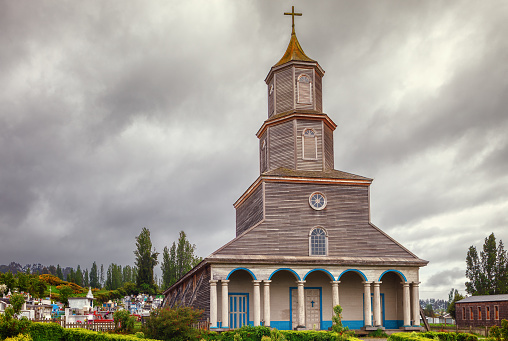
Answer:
[270,321,291,330]
[226,267,257,280]
[378,269,407,282]
[343,320,364,329]
[337,269,367,281]
[303,268,335,281]
[268,268,301,281]
[322,320,333,330]
[385,320,403,329]
[229,292,250,328]
[289,286,323,329]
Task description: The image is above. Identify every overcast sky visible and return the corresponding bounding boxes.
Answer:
[1,1,507,300]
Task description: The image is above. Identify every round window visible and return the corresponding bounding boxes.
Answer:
[309,192,326,210]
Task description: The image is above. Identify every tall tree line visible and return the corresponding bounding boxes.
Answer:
[160,231,202,290]
[465,232,508,295]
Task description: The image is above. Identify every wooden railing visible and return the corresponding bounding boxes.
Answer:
[29,318,116,332]
[429,325,490,336]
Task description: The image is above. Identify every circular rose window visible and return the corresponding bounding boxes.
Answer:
[309,192,326,210]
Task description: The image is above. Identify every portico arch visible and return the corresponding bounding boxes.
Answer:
[303,268,334,281]
[269,268,301,281]
[337,269,367,281]
[378,270,404,328]
[337,270,365,329]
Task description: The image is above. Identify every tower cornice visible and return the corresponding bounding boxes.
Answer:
[256,110,337,138]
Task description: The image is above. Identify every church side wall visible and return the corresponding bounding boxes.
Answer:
[236,184,264,237]
[267,121,295,171]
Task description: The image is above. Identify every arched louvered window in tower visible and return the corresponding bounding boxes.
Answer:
[309,227,327,256]
[260,139,267,172]
[297,74,312,104]
[302,128,317,160]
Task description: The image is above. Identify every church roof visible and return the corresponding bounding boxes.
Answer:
[274,30,315,67]
[263,167,372,181]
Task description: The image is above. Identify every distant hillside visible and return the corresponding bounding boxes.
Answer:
[0,261,74,279]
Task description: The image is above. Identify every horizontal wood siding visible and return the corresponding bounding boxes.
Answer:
[268,80,274,117]
[295,68,314,111]
[324,125,334,170]
[456,301,508,328]
[296,120,323,171]
[268,120,295,171]
[259,132,267,173]
[275,67,293,115]
[165,266,211,322]
[315,70,322,112]
[236,184,264,236]
[218,181,414,259]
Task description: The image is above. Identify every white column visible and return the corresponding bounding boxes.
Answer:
[297,280,306,327]
[221,280,229,328]
[263,280,271,327]
[373,282,382,327]
[412,282,421,326]
[363,281,372,327]
[402,282,411,327]
[209,280,218,328]
[253,280,261,326]
[331,281,340,308]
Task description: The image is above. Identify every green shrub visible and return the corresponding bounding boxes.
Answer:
[142,305,203,341]
[4,334,33,341]
[0,308,32,339]
[28,322,65,341]
[368,329,389,338]
[501,319,508,340]
[113,310,135,333]
[64,328,159,341]
[389,332,478,341]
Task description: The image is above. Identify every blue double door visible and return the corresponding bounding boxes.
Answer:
[229,294,248,328]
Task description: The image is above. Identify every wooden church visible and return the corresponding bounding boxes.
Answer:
[163,8,428,331]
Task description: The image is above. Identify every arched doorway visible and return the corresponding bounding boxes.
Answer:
[379,270,405,329]
[269,268,300,330]
[223,268,257,328]
[302,269,335,330]
[338,270,366,329]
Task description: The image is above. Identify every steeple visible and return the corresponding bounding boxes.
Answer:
[274,6,315,67]
[258,7,335,175]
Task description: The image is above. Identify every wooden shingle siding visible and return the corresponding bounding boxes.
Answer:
[268,80,274,117]
[324,125,334,170]
[268,121,295,171]
[315,70,322,112]
[220,181,414,258]
[275,67,293,115]
[236,184,264,236]
[259,132,267,173]
[295,68,314,110]
[296,120,323,171]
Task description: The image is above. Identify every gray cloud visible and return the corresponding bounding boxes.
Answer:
[1,0,507,299]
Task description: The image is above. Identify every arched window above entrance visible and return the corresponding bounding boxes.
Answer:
[309,227,327,256]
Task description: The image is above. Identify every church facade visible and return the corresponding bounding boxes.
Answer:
[163,11,428,331]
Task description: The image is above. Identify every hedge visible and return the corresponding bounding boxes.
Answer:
[388,332,478,341]
[20,322,158,341]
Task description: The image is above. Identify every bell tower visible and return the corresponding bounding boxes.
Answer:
[258,7,336,174]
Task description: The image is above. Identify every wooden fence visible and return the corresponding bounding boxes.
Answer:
[30,318,116,332]
[429,325,490,337]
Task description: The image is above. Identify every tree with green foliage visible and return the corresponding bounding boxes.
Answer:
[28,276,47,299]
[143,305,203,341]
[161,246,173,290]
[0,293,31,339]
[100,264,104,288]
[67,268,75,283]
[134,227,159,293]
[0,271,16,292]
[15,272,30,292]
[466,233,508,295]
[447,288,465,320]
[424,303,435,317]
[105,263,123,290]
[75,265,83,287]
[58,285,73,307]
[90,261,99,288]
[56,264,63,280]
[113,309,135,333]
[84,268,89,287]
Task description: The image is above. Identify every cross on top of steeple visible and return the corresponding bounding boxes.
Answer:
[284,6,302,34]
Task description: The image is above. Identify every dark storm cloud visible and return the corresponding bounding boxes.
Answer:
[1,0,507,299]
